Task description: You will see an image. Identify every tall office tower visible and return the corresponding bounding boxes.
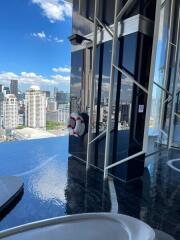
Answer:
[58,103,70,123]
[54,87,58,98]
[25,86,46,128]
[0,84,4,93]
[56,91,69,107]
[3,94,18,130]
[10,80,18,97]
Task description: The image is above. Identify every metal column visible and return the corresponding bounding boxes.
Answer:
[86,0,99,170]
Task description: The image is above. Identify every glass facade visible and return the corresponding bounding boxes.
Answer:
[70,0,156,181]
[147,0,180,153]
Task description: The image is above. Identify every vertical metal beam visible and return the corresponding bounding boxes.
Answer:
[159,0,175,142]
[103,0,134,179]
[103,0,119,179]
[86,0,99,170]
[168,7,180,148]
[143,0,163,153]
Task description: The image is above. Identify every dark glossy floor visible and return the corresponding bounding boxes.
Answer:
[66,149,180,240]
[0,138,179,239]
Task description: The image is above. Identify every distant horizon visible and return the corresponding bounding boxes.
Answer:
[1,79,70,94]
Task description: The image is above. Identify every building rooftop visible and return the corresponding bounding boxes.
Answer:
[29,86,40,91]
[14,128,56,140]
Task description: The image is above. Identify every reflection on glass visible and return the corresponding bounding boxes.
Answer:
[72,0,94,35]
[70,50,83,113]
[112,73,147,163]
[173,115,180,144]
[147,0,172,154]
[153,0,170,88]
[91,41,112,137]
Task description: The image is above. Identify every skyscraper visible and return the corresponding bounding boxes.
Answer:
[25,86,46,129]
[10,80,18,97]
[0,84,3,93]
[3,94,18,130]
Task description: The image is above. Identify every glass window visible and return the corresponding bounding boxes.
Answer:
[70,50,84,113]
[79,0,95,21]
[121,33,138,75]
[72,0,94,35]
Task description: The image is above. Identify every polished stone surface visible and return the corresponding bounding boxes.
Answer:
[0,137,179,240]
[0,176,23,213]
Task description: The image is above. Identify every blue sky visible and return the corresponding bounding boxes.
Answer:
[0,0,72,93]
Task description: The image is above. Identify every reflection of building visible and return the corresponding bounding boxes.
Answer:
[58,103,70,123]
[25,86,46,129]
[119,103,131,127]
[3,94,18,129]
[10,80,18,97]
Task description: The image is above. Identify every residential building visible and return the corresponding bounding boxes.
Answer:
[25,86,46,129]
[58,103,70,123]
[3,94,18,129]
[10,79,18,97]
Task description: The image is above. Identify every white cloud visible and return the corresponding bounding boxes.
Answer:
[33,31,46,39]
[32,31,64,43]
[52,66,70,73]
[52,74,70,82]
[53,37,64,43]
[32,0,72,23]
[0,71,70,87]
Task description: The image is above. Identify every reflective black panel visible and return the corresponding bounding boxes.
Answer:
[72,0,93,35]
[70,50,83,113]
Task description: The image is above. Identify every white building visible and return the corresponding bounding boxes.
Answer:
[3,94,18,130]
[58,103,70,123]
[25,86,46,129]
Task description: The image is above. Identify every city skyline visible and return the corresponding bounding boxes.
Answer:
[0,0,72,93]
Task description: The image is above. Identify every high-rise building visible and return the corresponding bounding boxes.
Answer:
[10,80,18,97]
[47,98,57,112]
[3,87,10,95]
[56,91,69,107]
[58,103,70,123]
[0,84,3,93]
[3,94,18,130]
[43,91,51,98]
[25,86,46,129]
[54,87,58,98]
